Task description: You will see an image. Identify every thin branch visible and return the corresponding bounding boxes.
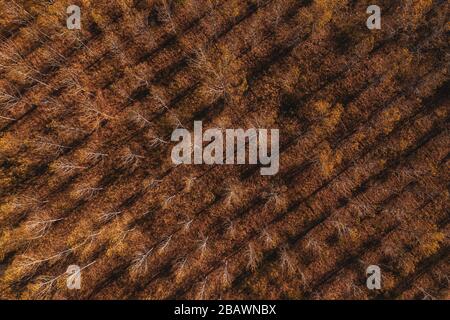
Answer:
[131,247,154,275]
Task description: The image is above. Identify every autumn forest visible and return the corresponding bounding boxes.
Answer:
[0,0,448,300]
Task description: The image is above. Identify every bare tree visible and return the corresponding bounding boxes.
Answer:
[25,216,64,240]
[415,285,437,300]
[133,73,150,87]
[260,228,275,248]
[224,185,240,207]
[72,31,94,55]
[54,161,86,174]
[270,0,284,28]
[197,276,208,299]
[280,246,296,274]
[99,210,123,223]
[305,238,323,257]
[159,0,177,34]
[331,220,351,239]
[178,215,194,232]
[183,176,196,192]
[158,234,173,254]
[222,261,231,287]
[147,133,168,148]
[33,274,62,299]
[174,257,188,280]
[190,46,209,71]
[34,260,96,299]
[348,200,375,219]
[162,194,176,209]
[81,103,113,125]
[346,280,364,298]
[84,151,108,163]
[3,1,31,25]
[145,178,163,190]
[225,218,236,238]
[131,246,154,275]
[43,44,67,68]
[0,87,21,110]
[75,186,104,199]
[150,89,170,110]
[190,46,229,100]
[264,188,287,211]
[433,271,449,287]
[0,41,24,71]
[11,195,48,210]
[18,231,101,272]
[168,110,184,130]
[394,167,414,181]
[196,234,209,258]
[0,115,15,121]
[34,136,71,155]
[333,176,353,196]
[117,227,137,246]
[246,242,261,271]
[15,66,50,87]
[61,71,86,96]
[121,151,145,169]
[131,110,152,128]
[54,124,89,135]
[204,69,227,100]
[40,96,64,110]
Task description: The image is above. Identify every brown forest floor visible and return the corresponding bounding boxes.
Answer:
[0,0,448,300]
